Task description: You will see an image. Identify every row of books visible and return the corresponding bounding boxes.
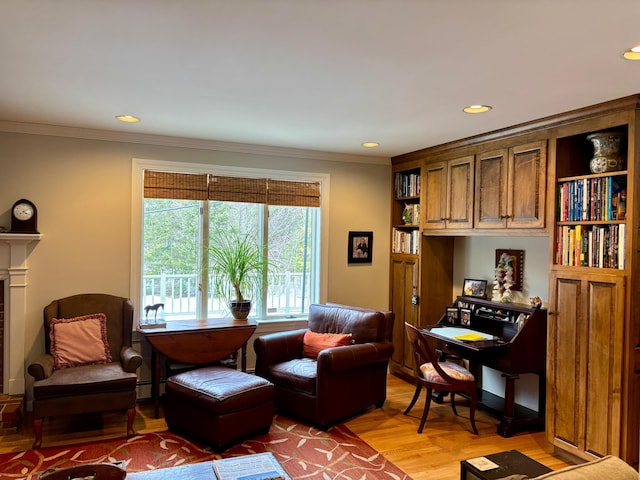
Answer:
[392,228,420,254]
[557,175,626,222]
[395,172,420,198]
[555,224,625,269]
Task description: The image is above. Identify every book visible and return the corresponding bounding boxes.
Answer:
[212,452,290,480]
[453,333,487,341]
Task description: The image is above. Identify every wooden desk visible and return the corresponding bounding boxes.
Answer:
[137,318,257,417]
[425,297,547,437]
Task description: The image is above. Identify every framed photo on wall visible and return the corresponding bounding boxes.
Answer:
[348,231,373,264]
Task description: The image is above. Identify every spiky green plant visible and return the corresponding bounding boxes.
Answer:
[209,232,269,303]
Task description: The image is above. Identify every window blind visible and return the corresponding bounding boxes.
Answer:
[143,171,208,200]
[144,170,321,207]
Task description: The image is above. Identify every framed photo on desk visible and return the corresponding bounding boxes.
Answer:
[460,307,472,326]
[462,278,487,298]
[445,307,459,325]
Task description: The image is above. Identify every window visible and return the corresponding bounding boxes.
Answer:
[133,161,326,322]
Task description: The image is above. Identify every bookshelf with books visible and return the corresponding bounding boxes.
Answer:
[547,102,639,466]
[392,165,421,254]
[555,170,627,269]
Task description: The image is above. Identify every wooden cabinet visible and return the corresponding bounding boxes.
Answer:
[423,156,474,230]
[389,255,419,378]
[475,141,547,230]
[547,271,626,460]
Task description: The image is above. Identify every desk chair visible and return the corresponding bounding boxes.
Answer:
[403,322,478,434]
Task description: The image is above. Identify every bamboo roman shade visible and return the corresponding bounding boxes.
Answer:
[144,170,321,207]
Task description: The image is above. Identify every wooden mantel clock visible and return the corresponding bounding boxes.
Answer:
[10,198,38,233]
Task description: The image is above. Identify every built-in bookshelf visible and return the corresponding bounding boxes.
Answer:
[392,168,421,255]
[553,127,628,270]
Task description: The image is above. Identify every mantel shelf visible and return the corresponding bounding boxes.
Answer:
[0,233,42,242]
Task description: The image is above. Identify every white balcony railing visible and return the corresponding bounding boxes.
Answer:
[142,272,310,320]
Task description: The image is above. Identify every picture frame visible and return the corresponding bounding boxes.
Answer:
[445,307,459,325]
[348,231,373,264]
[460,307,472,326]
[462,278,487,298]
[495,249,524,291]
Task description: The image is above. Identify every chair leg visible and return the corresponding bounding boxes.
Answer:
[404,383,422,415]
[32,418,43,449]
[126,407,136,437]
[450,392,458,416]
[418,387,433,434]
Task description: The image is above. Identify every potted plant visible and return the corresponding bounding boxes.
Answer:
[209,231,269,320]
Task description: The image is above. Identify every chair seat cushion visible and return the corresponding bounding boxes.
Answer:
[268,358,317,395]
[33,362,137,398]
[420,361,474,384]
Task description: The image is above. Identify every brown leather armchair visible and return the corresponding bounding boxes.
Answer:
[254,303,394,428]
[27,294,143,448]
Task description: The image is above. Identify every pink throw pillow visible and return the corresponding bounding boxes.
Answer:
[50,313,112,369]
[302,330,353,359]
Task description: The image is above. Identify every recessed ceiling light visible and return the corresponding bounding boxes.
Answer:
[116,115,141,123]
[463,105,492,114]
[361,142,380,148]
[623,45,640,60]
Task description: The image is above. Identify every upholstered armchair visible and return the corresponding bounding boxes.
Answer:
[27,294,143,448]
[254,303,394,428]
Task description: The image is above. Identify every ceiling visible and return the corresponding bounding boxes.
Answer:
[2,0,640,160]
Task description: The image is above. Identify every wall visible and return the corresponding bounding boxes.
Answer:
[0,130,391,400]
[453,235,549,411]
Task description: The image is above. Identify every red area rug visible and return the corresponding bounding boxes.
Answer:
[1,415,410,479]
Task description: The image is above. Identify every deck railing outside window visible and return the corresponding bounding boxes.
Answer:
[142,272,309,320]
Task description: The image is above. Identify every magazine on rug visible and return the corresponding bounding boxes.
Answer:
[212,452,290,480]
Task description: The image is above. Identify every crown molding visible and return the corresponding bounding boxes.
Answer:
[0,121,390,166]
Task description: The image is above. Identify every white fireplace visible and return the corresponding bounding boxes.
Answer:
[0,233,41,395]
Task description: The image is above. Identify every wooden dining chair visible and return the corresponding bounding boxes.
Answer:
[403,322,478,434]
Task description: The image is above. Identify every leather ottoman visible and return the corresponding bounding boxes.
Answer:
[164,366,274,450]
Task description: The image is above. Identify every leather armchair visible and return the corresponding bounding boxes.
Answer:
[28,294,143,448]
[254,303,394,428]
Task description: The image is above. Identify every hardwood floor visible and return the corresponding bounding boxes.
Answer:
[0,374,571,480]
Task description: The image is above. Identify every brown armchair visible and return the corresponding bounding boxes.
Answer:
[27,294,143,448]
[254,303,394,428]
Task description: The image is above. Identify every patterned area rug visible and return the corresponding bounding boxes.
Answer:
[1,415,410,479]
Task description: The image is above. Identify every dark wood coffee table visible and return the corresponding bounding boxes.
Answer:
[460,450,552,480]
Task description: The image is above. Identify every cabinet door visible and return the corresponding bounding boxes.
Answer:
[446,156,475,229]
[548,271,625,460]
[390,256,419,375]
[475,149,508,229]
[507,141,546,228]
[423,161,447,229]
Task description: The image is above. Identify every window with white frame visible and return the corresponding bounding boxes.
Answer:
[138,167,324,321]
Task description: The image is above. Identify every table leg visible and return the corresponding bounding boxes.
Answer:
[241,342,247,372]
[497,373,519,437]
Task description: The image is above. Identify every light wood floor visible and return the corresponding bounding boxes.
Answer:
[0,374,571,480]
